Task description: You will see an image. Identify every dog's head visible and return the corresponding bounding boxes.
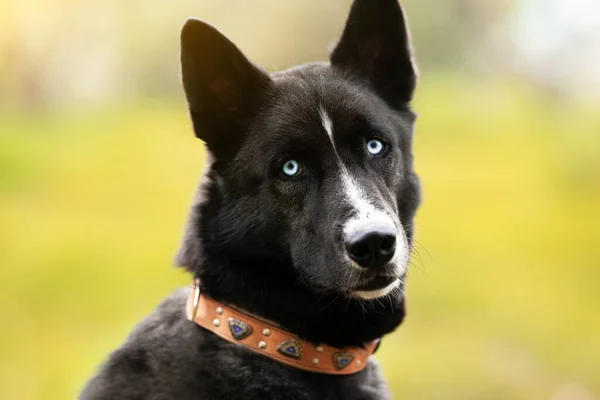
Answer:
[178,0,420,302]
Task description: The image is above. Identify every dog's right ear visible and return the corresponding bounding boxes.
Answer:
[181,19,271,150]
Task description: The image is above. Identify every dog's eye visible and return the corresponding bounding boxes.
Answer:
[366,139,385,156]
[281,159,302,177]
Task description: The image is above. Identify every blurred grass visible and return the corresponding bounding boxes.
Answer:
[1,77,599,399]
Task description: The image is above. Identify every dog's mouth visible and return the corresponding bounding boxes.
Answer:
[348,275,401,300]
[353,275,397,291]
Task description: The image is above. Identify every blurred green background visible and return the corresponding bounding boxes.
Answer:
[1,0,599,399]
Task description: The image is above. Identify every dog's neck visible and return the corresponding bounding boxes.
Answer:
[194,255,405,349]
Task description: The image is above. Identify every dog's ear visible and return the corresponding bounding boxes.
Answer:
[181,19,271,150]
[330,0,417,108]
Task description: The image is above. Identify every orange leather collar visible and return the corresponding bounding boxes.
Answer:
[186,280,379,375]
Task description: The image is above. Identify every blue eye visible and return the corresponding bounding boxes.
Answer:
[366,139,385,155]
[281,159,301,177]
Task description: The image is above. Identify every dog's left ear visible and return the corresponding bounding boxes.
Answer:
[331,0,417,108]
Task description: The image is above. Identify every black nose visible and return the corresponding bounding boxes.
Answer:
[345,228,396,269]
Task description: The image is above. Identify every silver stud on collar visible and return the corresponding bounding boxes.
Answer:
[212,318,220,327]
[262,328,271,336]
[316,346,324,353]
[258,341,267,349]
[312,358,319,365]
[216,307,223,315]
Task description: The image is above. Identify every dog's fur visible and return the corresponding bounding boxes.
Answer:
[81,1,420,399]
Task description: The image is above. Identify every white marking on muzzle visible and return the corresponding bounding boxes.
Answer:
[341,170,409,277]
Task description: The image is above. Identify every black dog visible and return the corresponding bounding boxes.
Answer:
[81,0,420,398]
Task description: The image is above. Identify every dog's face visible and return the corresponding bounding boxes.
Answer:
[179,0,420,301]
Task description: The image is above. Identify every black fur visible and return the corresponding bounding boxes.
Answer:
[81,1,420,399]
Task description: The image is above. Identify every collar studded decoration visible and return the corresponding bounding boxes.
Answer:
[186,280,380,375]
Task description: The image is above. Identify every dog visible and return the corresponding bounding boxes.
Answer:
[81,0,420,398]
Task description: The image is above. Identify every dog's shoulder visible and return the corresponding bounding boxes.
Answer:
[80,288,315,399]
[80,288,204,399]
[125,287,193,347]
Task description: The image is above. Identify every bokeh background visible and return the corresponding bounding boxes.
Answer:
[1,0,599,399]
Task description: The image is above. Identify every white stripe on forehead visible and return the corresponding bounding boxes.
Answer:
[318,105,376,218]
[319,106,335,144]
